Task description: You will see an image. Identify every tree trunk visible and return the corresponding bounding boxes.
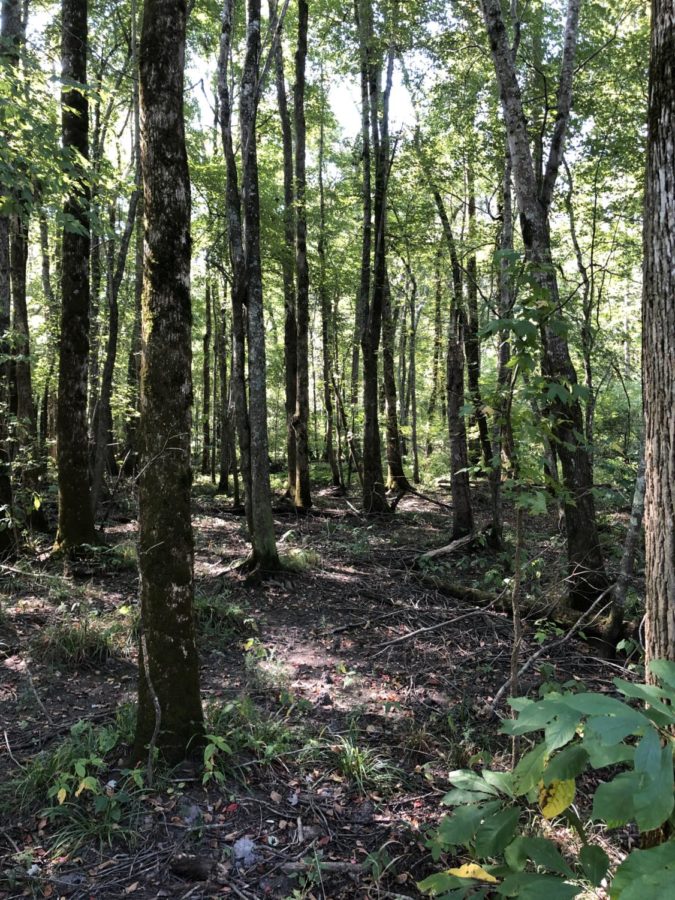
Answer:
[643,0,675,667]
[318,71,341,488]
[608,441,645,641]
[270,0,297,498]
[480,0,606,609]
[91,193,139,515]
[382,269,409,491]
[0,216,17,557]
[56,0,97,550]
[360,0,390,515]
[218,0,252,533]
[447,308,473,539]
[464,163,491,468]
[10,213,35,435]
[201,281,212,475]
[132,0,203,764]
[292,0,311,509]
[426,245,444,455]
[240,0,279,567]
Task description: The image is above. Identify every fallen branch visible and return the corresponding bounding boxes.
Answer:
[374,608,504,655]
[490,585,616,714]
[416,531,477,563]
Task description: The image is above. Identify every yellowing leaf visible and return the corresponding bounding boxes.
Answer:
[447,863,498,884]
[539,778,575,818]
[57,788,67,805]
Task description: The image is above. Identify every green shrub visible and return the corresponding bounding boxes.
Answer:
[419,660,675,898]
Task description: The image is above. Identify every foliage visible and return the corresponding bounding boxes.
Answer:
[1,708,146,850]
[419,660,675,898]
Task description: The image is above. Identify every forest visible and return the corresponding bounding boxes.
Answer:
[1,0,674,897]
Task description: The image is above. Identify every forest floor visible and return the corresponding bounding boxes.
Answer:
[0,474,640,899]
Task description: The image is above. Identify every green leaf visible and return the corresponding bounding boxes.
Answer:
[584,737,635,768]
[592,772,638,827]
[475,806,520,857]
[505,836,574,877]
[544,746,590,785]
[586,712,646,745]
[545,710,582,752]
[498,872,580,899]
[513,744,547,796]
[436,803,500,848]
[611,841,675,899]
[648,660,675,689]
[580,844,609,887]
[633,744,674,832]
[448,770,500,795]
[634,727,662,775]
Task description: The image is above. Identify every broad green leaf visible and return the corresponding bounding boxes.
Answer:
[586,713,647,746]
[584,737,635,769]
[544,745,589,784]
[545,711,582,752]
[592,772,638,827]
[633,744,674,832]
[513,744,548,796]
[503,699,565,735]
[475,806,520,857]
[634,727,662,775]
[498,871,581,899]
[611,841,675,899]
[505,836,574,877]
[648,659,675,689]
[448,770,500,795]
[482,770,515,797]
[580,844,609,887]
[436,802,500,848]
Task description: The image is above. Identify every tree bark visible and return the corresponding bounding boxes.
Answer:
[240,0,279,567]
[643,0,675,667]
[360,0,390,515]
[292,0,311,509]
[0,216,16,556]
[270,0,297,497]
[132,0,203,764]
[480,0,606,608]
[318,71,341,488]
[91,192,139,515]
[201,281,212,475]
[56,0,97,550]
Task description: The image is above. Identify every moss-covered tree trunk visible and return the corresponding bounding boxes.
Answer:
[56,0,97,551]
[132,0,203,764]
[0,216,16,557]
[644,0,675,666]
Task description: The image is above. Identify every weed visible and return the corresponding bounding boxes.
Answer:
[204,696,299,776]
[195,592,257,646]
[332,735,400,795]
[243,638,291,691]
[30,614,124,670]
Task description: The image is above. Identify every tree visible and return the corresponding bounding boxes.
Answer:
[132,0,203,763]
[480,0,607,608]
[644,0,675,666]
[56,0,97,551]
[292,0,312,509]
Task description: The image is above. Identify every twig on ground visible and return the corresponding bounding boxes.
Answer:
[490,585,616,713]
[374,607,503,655]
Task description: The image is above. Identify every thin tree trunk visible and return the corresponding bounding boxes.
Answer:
[643,0,675,667]
[270,0,297,497]
[56,0,97,550]
[292,0,311,509]
[91,192,139,515]
[382,269,409,491]
[132,0,203,764]
[465,162,491,468]
[318,70,341,488]
[447,308,473,538]
[240,0,279,567]
[0,215,16,556]
[608,441,645,641]
[426,244,444,454]
[360,0,390,515]
[201,281,212,475]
